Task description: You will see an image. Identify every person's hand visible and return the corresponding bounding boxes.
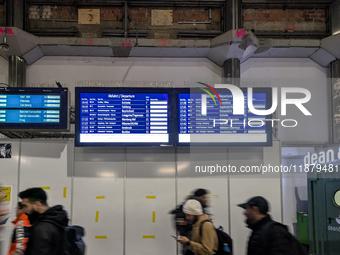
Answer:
[177,236,190,244]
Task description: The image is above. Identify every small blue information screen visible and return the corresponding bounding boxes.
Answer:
[178,92,268,144]
[79,93,169,143]
[0,94,61,123]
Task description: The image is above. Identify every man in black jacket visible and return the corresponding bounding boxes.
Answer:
[18,187,68,255]
[238,196,292,255]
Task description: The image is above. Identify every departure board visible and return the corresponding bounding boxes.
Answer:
[78,91,170,145]
[177,90,272,145]
[0,88,69,130]
[0,95,61,123]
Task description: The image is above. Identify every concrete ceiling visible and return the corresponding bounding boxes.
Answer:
[0,27,340,67]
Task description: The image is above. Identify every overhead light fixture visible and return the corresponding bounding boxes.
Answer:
[0,36,11,52]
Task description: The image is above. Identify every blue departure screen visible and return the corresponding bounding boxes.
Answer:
[79,93,169,143]
[178,93,268,143]
[0,94,61,124]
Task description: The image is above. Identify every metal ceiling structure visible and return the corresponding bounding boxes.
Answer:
[0,27,339,68]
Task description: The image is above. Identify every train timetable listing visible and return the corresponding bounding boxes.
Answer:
[0,110,60,123]
[179,93,267,134]
[0,95,61,108]
[80,93,169,135]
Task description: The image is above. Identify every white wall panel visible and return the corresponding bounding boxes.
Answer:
[241,58,329,145]
[26,56,223,104]
[73,147,124,255]
[125,148,176,255]
[229,141,281,255]
[177,147,229,232]
[19,140,72,215]
[242,58,327,79]
[0,139,283,255]
[0,140,20,255]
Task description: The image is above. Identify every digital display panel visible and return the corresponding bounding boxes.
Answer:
[0,88,69,131]
[75,88,173,146]
[175,88,272,146]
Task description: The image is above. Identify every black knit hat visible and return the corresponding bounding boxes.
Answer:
[193,188,208,197]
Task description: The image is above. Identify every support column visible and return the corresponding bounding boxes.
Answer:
[331,0,340,35]
[223,58,240,87]
[8,56,26,87]
[124,1,129,38]
[224,0,242,31]
[5,0,24,29]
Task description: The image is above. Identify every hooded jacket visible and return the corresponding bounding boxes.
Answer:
[8,213,30,255]
[247,214,292,255]
[24,205,68,255]
[189,214,218,255]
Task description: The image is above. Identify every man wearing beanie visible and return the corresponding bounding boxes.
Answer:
[170,189,210,255]
[176,199,218,255]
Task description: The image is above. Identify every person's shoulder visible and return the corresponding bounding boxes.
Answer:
[201,218,215,229]
[269,221,290,237]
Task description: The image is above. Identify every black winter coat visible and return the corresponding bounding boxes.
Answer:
[247,215,292,255]
[25,205,68,255]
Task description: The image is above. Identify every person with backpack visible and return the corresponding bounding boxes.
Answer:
[7,202,31,255]
[170,189,210,255]
[18,187,68,255]
[238,196,308,255]
[176,199,218,255]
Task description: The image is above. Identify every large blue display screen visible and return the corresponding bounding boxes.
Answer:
[78,91,170,145]
[176,89,272,145]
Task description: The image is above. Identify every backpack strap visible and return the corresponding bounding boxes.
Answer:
[261,221,291,255]
[199,220,212,237]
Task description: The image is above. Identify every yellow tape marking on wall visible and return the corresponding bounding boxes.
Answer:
[143,235,155,239]
[41,187,50,190]
[146,196,156,199]
[152,211,156,223]
[63,188,67,198]
[95,236,107,239]
[96,196,105,199]
[95,211,99,222]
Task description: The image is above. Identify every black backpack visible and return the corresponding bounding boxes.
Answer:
[170,204,192,236]
[200,220,233,255]
[261,221,308,255]
[43,220,86,255]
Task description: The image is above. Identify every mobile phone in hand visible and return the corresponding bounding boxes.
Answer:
[171,235,178,239]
